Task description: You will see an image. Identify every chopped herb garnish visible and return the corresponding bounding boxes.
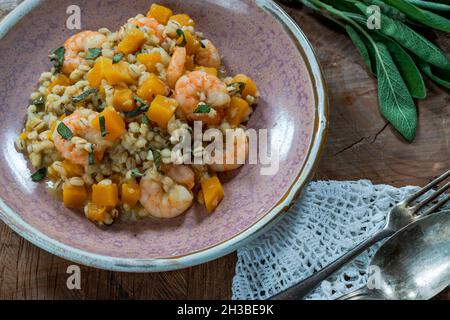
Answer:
[141,114,149,125]
[72,88,98,103]
[57,122,73,140]
[86,48,102,60]
[176,29,187,47]
[88,145,95,165]
[123,97,149,118]
[194,103,212,114]
[31,167,47,182]
[113,53,124,64]
[131,169,145,178]
[50,47,65,73]
[97,102,107,112]
[99,116,109,138]
[152,149,162,171]
[228,82,246,95]
[32,96,46,109]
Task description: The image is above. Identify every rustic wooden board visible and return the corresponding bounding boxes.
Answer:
[0,1,449,300]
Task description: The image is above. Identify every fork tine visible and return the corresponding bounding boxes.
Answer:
[411,180,450,215]
[404,169,450,205]
[420,194,450,217]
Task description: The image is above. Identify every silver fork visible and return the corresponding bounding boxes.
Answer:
[270,169,450,300]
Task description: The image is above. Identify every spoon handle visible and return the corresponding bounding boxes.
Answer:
[337,286,384,300]
[270,228,394,300]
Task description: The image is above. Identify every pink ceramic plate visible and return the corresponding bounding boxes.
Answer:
[0,0,328,271]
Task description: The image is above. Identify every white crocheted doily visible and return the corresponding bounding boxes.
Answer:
[232,180,439,300]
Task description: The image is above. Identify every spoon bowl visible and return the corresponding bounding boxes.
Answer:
[341,210,450,300]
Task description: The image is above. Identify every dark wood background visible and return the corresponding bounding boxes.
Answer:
[0,1,449,299]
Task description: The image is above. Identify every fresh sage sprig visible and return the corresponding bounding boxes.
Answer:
[288,0,450,141]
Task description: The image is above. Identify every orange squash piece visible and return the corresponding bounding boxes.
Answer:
[226,97,251,128]
[87,57,112,88]
[104,61,136,86]
[146,95,178,129]
[147,4,173,24]
[137,52,162,73]
[177,31,200,55]
[62,160,84,178]
[47,74,71,94]
[63,184,88,208]
[137,73,168,102]
[118,28,146,55]
[121,183,141,207]
[92,183,119,207]
[169,14,195,27]
[91,107,126,142]
[201,176,225,214]
[113,87,135,112]
[86,203,107,222]
[194,66,218,77]
[232,74,258,99]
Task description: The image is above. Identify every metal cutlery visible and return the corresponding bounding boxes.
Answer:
[271,169,450,300]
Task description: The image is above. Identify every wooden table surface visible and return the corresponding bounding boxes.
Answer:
[0,1,449,300]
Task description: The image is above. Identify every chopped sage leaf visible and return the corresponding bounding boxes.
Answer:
[31,167,47,182]
[131,169,145,178]
[88,145,95,165]
[123,97,149,118]
[228,82,246,95]
[72,88,98,103]
[113,53,124,63]
[86,48,102,60]
[194,103,212,114]
[176,29,187,47]
[50,47,65,73]
[32,96,46,109]
[141,114,150,125]
[152,149,162,171]
[57,122,73,140]
[99,116,109,138]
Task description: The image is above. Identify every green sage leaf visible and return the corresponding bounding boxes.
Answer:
[86,48,102,60]
[57,122,73,140]
[345,25,373,72]
[31,167,47,182]
[383,0,450,32]
[418,60,450,89]
[375,43,417,141]
[72,88,98,103]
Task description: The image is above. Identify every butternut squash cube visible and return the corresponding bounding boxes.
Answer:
[169,14,195,27]
[104,61,136,86]
[137,73,168,102]
[118,28,146,55]
[226,97,251,128]
[92,107,126,142]
[62,160,84,178]
[137,52,162,73]
[232,74,258,99]
[47,74,71,94]
[87,57,112,89]
[92,183,119,207]
[177,31,200,55]
[113,87,136,112]
[86,203,107,222]
[122,183,141,207]
[146,95,178,129]
[194,66,218,77]
[201,176,225,214]
[63,184,88,208]
[147,4,173,24]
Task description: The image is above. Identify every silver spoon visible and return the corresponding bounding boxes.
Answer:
[339,209,450,300]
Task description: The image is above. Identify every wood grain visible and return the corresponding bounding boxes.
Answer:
[0,1,449,300]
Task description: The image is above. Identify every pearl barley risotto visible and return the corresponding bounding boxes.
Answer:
[16,4,259,225]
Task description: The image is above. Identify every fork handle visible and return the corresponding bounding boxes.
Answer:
[270,228,394,300]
